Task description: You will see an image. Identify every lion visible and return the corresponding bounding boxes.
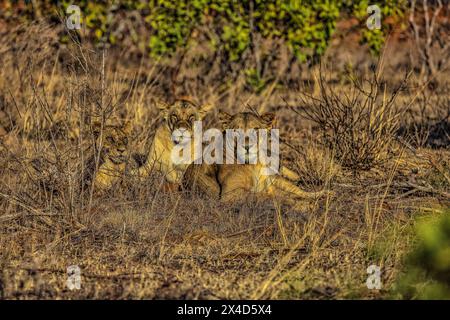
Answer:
[184,111,327,208]
[28,121,132,195]
[135,97,213,189]
[82,121,133,192]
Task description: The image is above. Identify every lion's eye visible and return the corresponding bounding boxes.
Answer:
[123,137,128,145]
[106,136,115,144]
[189,115,195,123]
[170,114,178,124]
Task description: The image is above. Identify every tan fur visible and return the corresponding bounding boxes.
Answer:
[183,162,221,197]
[136,97,212,184]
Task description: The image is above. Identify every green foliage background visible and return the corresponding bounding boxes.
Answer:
[392,211,450,300]
[3,0,407,61]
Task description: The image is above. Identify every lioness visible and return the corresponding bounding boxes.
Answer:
[136,97,212,187]
[184,111,327,207]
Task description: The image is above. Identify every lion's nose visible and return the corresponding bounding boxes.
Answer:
[117,148,126,154]
[172,127,190,144]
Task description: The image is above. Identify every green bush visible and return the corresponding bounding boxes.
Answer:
[2,0,407,61]
[392,211,450,300]
[350,0,407,55]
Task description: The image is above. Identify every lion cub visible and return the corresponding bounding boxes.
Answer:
[136,97,212,187]
[84,122,132,192]
[29,121,132,194]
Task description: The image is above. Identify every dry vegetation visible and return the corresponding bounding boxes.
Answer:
[0,20,449,300]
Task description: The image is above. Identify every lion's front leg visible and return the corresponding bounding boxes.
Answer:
[183,164,221,198]
[271,176,325,200]
[219,166,254,202]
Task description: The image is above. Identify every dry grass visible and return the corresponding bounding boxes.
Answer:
[0,22,449,300]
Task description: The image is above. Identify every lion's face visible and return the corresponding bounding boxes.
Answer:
[94,123,131,165]
[219,112,276,131]
[218,111,276,164]
[158,97,212,144]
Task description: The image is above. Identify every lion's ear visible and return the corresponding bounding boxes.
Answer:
[261,112,277,127]
[199,104,213,118]
[154,99,170,115]
[218,111,232,129]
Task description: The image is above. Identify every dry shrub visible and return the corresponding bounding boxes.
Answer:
[295,64,408,171]
[293,140,340,188]
[400,88,450,148]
